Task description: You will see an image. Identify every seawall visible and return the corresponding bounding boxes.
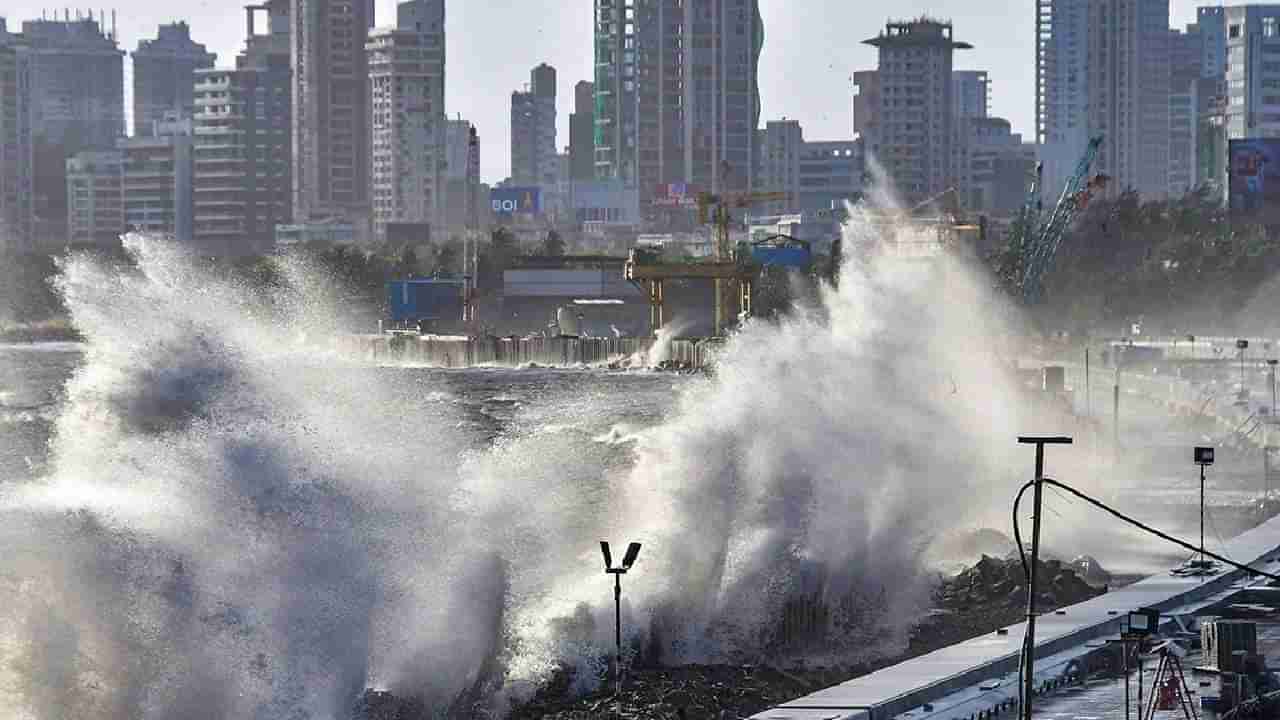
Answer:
[335,334,723,369]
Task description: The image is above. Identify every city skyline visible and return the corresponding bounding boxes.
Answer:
[2,1,1208,184]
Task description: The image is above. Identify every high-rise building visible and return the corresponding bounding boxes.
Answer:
[852,69,881,141]
[569,80,594,181]
[1222,5,1280,141]
[131,23,215,137]
[1037,0,1171,199]
[1196,7,1228,82]
[192,0,291,255]
[1165,7,1234,195]
[758,119,804,213]
[119,112,194,241]
[953,70,990,121]
[955,117,1036,215]
[65,149,123,246]
[1035,0,1089,196]
[511,63,557,187]
[0,24,35,253]
[367,0,445,245]
[292,0,374,234]
[861,19,971,209]
[594,0,763,203]
[797,140,863,214]
[18,15,124,245]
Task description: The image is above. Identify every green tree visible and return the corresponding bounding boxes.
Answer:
[434,238,462,274]
[398,244,419,278]
[540,229,566,256]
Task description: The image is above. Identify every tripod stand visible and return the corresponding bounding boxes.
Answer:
[1143,645,1198,720]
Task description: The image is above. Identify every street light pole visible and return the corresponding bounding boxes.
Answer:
[1017,435,1073,720]
[1238,339,1250,393]
[1268,359,1277,418]
[1194,446,1216,573]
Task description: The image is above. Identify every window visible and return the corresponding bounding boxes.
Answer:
[1230,24,1242,39]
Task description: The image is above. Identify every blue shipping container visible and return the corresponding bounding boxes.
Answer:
[751,244,812,268]
[387,280,465,322]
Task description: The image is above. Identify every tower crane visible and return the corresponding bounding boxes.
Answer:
[1008,135,1110,302]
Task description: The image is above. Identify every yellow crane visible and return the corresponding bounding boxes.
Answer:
[696,190,790,260]
[692,190,789,334]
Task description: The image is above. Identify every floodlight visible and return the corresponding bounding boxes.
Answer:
[599,539,643,699]
[1195,447,1215,466]
[1238,339,1250,350]
[1126,608,1160,637]
[622,542,642,570]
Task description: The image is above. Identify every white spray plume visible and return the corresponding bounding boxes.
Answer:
[0,201,1064,718]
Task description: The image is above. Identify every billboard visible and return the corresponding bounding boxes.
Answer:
[491,187,541,215]
[503,269,641,298]
[652,182,699,207]
[1229,139,1280,214]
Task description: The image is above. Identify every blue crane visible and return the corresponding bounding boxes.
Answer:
[1009,135,1109,302]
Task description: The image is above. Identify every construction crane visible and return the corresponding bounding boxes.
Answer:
[696,190,790,260]
[694,190,790,334]
[1008,135,1110,303]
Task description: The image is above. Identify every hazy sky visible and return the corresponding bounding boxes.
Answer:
[5,1,1205,183]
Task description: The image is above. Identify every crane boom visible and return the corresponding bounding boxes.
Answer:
[1010,135,1108,302]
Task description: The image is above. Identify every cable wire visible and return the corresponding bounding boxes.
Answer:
[1013,477,1280,585]
[1011,475,1280,717]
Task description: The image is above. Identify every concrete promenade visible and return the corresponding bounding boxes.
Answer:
[755,359,1279,720]
[751,513,1280,720]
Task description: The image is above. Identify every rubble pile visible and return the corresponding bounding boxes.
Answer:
[509,665,845,720]
[912,554,1107,653]
[938,554,1103,610]
[355,554,1111,719]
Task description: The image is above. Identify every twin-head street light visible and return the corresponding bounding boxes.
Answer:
[600,541,641,698]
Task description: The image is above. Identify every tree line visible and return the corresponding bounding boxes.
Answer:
[1017,187,1280,337]
[5,197,1279,337]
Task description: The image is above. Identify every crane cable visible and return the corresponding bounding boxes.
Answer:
[1011,477,1280,715]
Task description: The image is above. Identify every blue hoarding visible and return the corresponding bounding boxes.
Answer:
[387,280,464,323]
[491,187,542,215]
[1229,139,1280,214]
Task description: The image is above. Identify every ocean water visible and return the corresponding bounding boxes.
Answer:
[0,233,1248,719]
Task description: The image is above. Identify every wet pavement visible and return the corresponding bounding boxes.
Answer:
[1033,623,1280,719]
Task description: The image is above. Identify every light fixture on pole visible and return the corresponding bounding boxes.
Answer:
[1237,339,1250,406]
[600,541,641,699]
[1268,359,1277,419]
[1016,435,1073,720]
[1191,446,1216,573]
